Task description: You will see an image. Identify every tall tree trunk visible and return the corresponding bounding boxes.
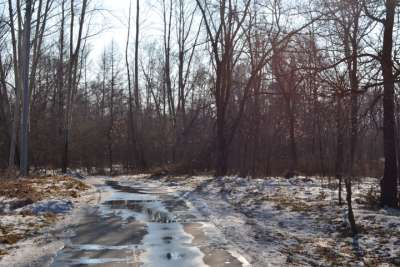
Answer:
[341,4,361,235]
[163,0,175,128]
[380,0,398,208]
[62,0,88,173]
[0,56,11,153]
[7,0,21,169]
[57,0,65,168]
[347,48,359,236]
[134,0,147,169]
[126,0,137,169]
[108,43,115,176]
[20,0,33,176]
[134,0,140,110]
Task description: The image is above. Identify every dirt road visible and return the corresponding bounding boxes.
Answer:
[50,177,248,267]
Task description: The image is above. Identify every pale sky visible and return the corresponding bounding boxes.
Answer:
[89,0,163,60]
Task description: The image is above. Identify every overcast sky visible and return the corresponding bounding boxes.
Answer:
[89,0,161,60]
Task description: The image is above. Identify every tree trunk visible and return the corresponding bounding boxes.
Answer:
[380,0,398,208]
[57,0,65,169]
[288,103,297,172]
[7,0,21,169]
[335,95,344,206]
[125,0,138,169]
[216,105,228,176]
[62,0,88,173]
[345,178,357,235]
[342,5,360,235]
[0,56,11,155]
[134,0,140,110]
[108,42,115,176]
[134,0,147,170]
[19,0,33,176]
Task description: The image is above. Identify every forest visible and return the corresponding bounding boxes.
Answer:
[0,0,399,266]
[1,0,398,205]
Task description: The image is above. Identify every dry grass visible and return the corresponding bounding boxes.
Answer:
[0,175,89,203]
[0,234,23,245]
[0,174,90,254]
[269,196,313,213]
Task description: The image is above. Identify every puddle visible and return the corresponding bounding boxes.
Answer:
[51,179,209,266]
[70,244,139,251]
[140,222,207,267]
[51,178,248,267]
[68,257,135,265]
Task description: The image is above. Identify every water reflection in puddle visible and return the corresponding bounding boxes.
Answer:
[51,179,208,267]
[69,257,135,265]
[141,222,207,267]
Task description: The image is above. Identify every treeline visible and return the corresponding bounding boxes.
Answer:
[0,0,398,209]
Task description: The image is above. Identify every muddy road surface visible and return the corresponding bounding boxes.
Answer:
[51,178,249,267]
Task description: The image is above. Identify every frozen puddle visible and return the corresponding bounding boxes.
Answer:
[141,223,206,267]
[51,179,244,266]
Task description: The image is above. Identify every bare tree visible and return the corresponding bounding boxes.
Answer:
[19,0,33,176]
[107,42,116,175]
[7,0,21,169]
[62,0,88,173]
[173,0,201,164]
[364,0,398,208]
[195,0,252,176]
[126,0,136,168]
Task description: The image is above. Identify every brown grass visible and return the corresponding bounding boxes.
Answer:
[0,234,23,245]
[0,175,89,203]
[0,175,90,249]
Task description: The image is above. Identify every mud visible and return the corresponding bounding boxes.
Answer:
[51,178,247,267]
